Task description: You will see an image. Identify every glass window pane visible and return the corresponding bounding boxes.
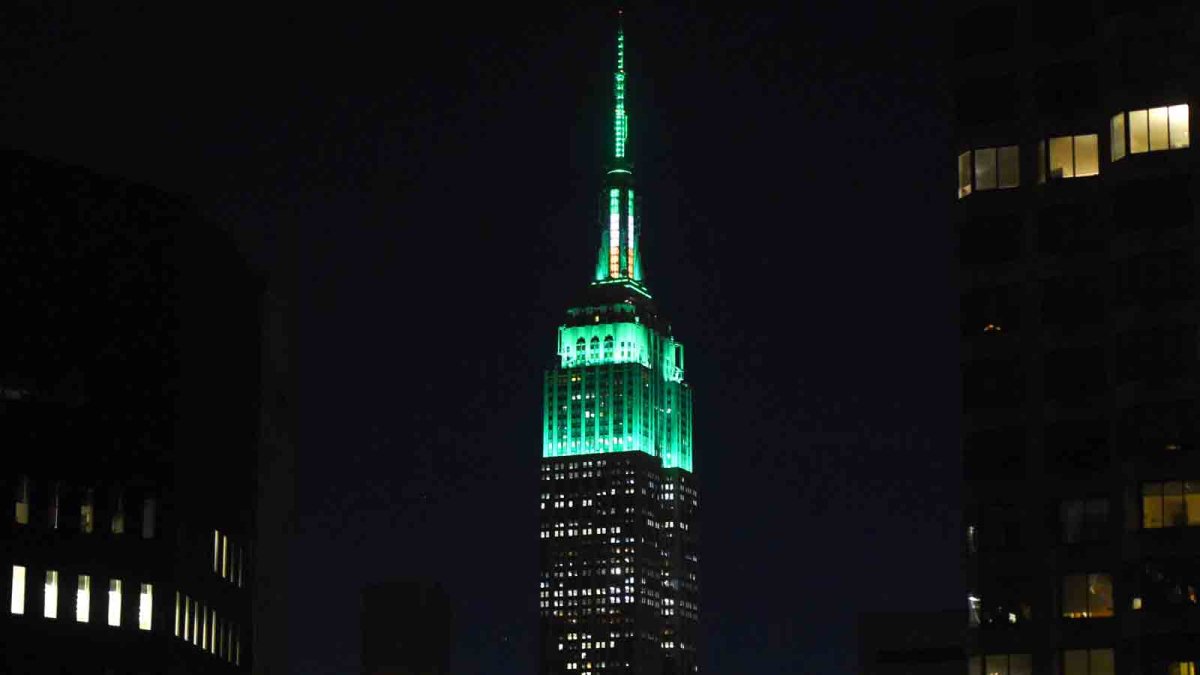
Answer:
[76,575,90,623]
[138,583,152,630]
[1089,573,1114,617]
[10,565,25,615]
[959,152,974,198]
[998,145,1020,188]
[1038,141,1047,183]
[1166,481,1186,527]
[1130,109,1149,153]
[1062,500,1083,543]
[1063,575,1087,618]
[107,579,122,627]
[1074,134,1099,176]
[985,654,1008,675]
[1112,113,1126,161]
[1064,650,1089,675]
[1144,482,1164,529]
[1049,136,1074,178]
[976,148,998,190]
[1186,482,1200,526]
[1010,654,1032,675]
[1170,104,1190,149]
[1091,649,1115,675]
[1150,106,1170,151]
[43,570,58,619]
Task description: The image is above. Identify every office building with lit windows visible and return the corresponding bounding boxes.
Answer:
[0,149,265,673]
[955,2,1200,674]
[538,19,699,675]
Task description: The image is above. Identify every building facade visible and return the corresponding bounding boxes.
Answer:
[955,2,1200,674]
[539,21,700,675]
[0,149,264,673]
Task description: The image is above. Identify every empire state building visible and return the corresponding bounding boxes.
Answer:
[539,18,700,675]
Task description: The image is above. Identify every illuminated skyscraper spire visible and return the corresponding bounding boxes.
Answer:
[595,10,644,287]
[613,13,628,161]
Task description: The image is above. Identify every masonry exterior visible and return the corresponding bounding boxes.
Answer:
[538,21,700,675]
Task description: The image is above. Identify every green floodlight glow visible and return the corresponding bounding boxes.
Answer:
[544,17,692,472]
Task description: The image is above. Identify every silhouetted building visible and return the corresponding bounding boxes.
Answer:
[858,610,965,675]
[955,2,1200,673]
[539,19,699,675]
[361,581,452,675]
[0,149,264,673]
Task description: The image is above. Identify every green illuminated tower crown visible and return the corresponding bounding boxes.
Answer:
[543,18,693,472]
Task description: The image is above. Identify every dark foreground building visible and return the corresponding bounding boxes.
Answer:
[955,2,1200,673]
[538,20,699,675]
[858,610,965,675]
[361,581,452,675]
[0,149,265,673]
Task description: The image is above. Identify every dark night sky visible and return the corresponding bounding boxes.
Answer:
[1,2,959,673]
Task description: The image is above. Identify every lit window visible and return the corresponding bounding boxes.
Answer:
[44,570,58,619]
[1062,574,1114,618]
[138,583,152,630]
[222,534,228,579]
[1111,113,1125,161]
[76,575,90,622]
[202,605,208,650]
[1063,648,1114,675]
[958,146,1019,198]
[966,654,1031,675]
[1142,481,1200,528]
[1041,134,1099,180]
[107,579,122,626]
[142,498,156,539]
[80,488,94,534]
[213,530,220,572]
[1169,663,1197,675]
[15,475,29,525]
[1115,104,1189,158]
[192,598,199,645]
[174,591,180,637]
[183,595,191,641]
[11,565,26,614]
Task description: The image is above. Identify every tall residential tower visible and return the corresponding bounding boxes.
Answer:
[539,19,700,675]
[955,2,1200,674]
